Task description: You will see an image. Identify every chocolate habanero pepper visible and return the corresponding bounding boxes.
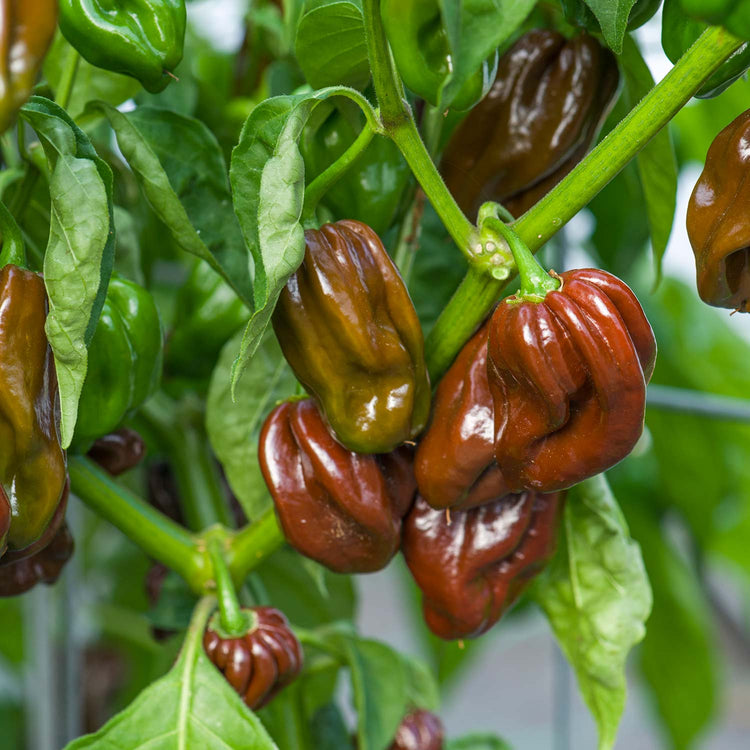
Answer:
[414,318,510,511]
[441,30,619,220]
[402,491,565,640]
[272,220,430,454]
[486,224,656,493]
[204,606,303,710]
[87,428,146,476]
[0,0,58,132]
[390,710,444,750]
[259,399,416,574]
[686,109,750,311]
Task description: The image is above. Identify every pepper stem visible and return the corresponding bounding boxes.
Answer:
[209,539,252,637]
[0,201,27,269]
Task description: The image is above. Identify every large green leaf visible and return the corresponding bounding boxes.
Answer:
[581,0,637,52]
[531,475,652,750]
[20,96,114,448]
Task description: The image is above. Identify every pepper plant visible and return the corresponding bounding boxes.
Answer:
[2,1,750,749]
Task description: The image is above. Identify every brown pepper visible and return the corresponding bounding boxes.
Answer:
[390,709,444,750]
[87,428,146,476]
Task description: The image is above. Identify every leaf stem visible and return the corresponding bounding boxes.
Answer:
[56,49,81,111]
[226,506,285,584]
[208,539,252,636]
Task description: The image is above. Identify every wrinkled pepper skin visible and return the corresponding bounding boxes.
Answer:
[273,220,430,454]
[390,710,444,750]
[662,0,750,98]
[380,0,497,111]
[87,428,146,476]
[402,492,564,639]
[686,110,750,310]
[0,522,74,597]
[0,0,58,132]
[259,399,416,574]
[0,265,67,551]
[680,0,750,39]
[74,276,163,449]
[488,269,656,493]
[441,30,619,220]
[204,606,303,710]
[58,0,186,93]
[414,319,509,511]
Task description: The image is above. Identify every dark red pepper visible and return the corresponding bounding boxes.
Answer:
[390,709,444,750]
[87,428,146,476]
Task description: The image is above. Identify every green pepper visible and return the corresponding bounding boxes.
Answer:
[561,0,663,32]
[663,0,750,97]
[380,0,498,111]
[73,276,163,450]
[680,0,750,39]
[300,104,411,235]
[58,0,187,93]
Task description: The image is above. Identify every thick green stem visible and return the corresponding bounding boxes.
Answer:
[425,25,743,380]
[69,456,210,592]
[227,507,285,584]
[0,200,27,268]
[208,540,251,636]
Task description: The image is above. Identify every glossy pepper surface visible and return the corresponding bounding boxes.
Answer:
[58,0,186,93]
[0,0,58,132]
[415,319,509,511]
[0,265,67,551]
[74,276,163,449]
[87,428,146,476]
[380,0,497,111]
[686,109,750,310]
[488,269,656,493]
[402,492,564,639]
[259,399,416,574]
[273,220,430,454]
[680,0,750,39]
[441,30,619,220]
[204,606,303,710]
[390,710,444,750]
[662,0,750,98]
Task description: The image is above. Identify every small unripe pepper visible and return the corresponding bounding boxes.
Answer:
[203,606,303,710]
[441,30,619,220]
[273,220,430,454]
[686,109,750,311]
[414,318,509,510]
[87,428,146,476]
[402,492,565,640]
[390,709,444,750]
[259,399,416,574]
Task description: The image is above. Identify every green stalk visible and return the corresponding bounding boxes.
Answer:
[56,49,81,111]
[226,507,285,584]
[69,456,210,592]
[208,540,252,636]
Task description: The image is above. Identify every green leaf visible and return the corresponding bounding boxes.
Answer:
[310,703,356,750]
[582,0,637,53]
[437,0,536,109]
[20,96,115,448]
[88,101,254,308]
[620,35,677,283]
[531,474,652,750]
[296,0,370,90]
[65,598,278,750]
[206,328,297,521]
[401,653,440,712]
[447,735,512,750]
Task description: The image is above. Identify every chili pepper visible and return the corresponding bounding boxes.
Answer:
[87,428,146,476]
[259,399,416,574]
[58,0,186,93]
[686,109,750,311]
[390,710,444,750]
[301,105,411,236]
[0,0,58,132]
[73,276,163,450]
[662,0,750,98]
[441,30,619,220]
[679,0,750,39]
[402,491,564,639]
[273,220,430,454]
[0,522,74,597]
[414,319,509,511]
[561,0,662,33]
[0,264,68,552]
[204,606,303,710]
[488,266,656,493]
[380,0,498,111]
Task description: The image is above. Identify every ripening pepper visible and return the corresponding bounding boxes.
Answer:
[73,276,163,450]
[390,710,444,750]
[686,109,750,310]
[662,0,750,98]
[0,0,58,132]
[204,606,303,710]
[402,491,564,639]
[87,428,146,476]
[414,319,509,511]
[259,399,416,574]
[0,265,68,552]
[272,220,430,454]
[380,0,498,111]
[58,0,186,93]
[561,0,662,33]
[679,0,750,39]
[441,30,620,220]
[488,268,657,493]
